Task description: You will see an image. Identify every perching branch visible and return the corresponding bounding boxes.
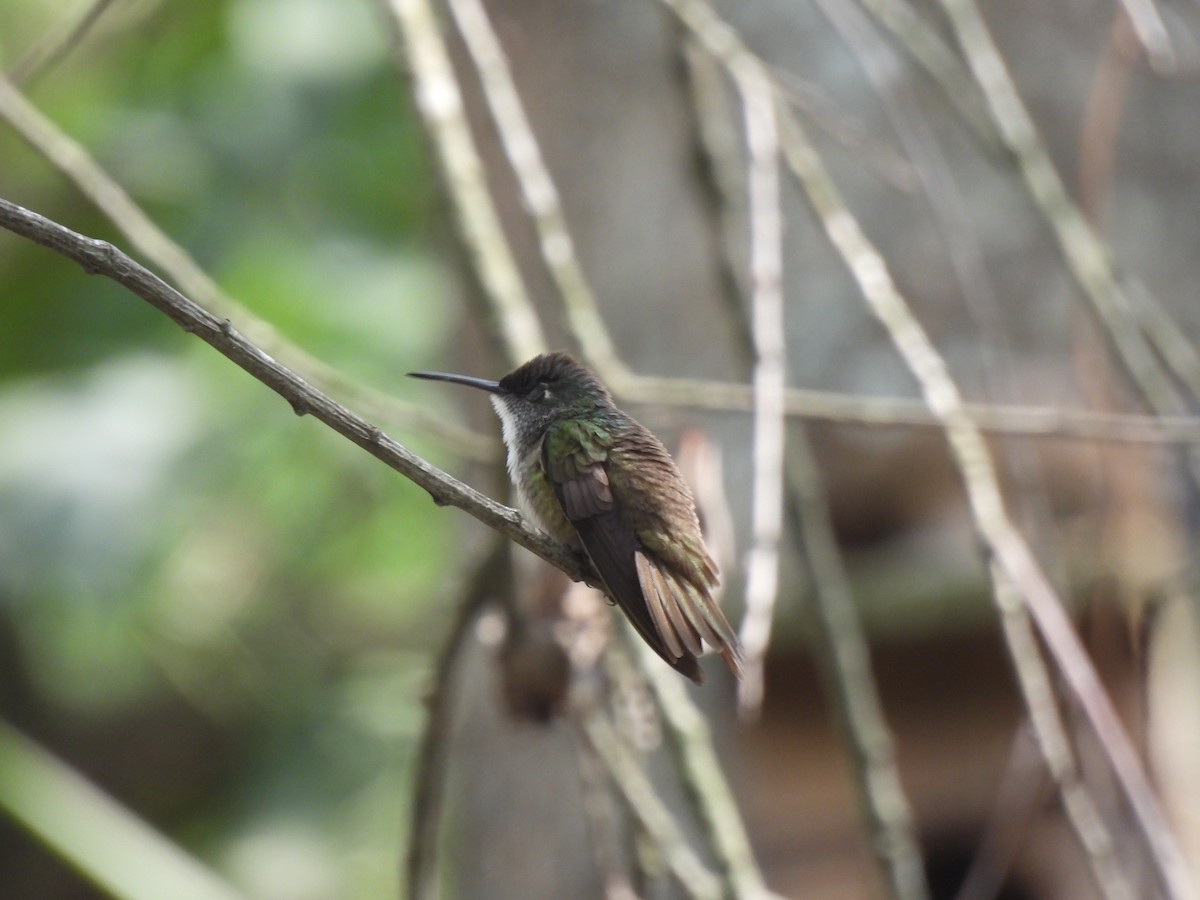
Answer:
[0,196,583,585]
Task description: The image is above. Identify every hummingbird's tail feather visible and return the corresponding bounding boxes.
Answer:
[635,551,744,681]
[637,551,702,658]
[638,552,687,659]
[571,516,705,683]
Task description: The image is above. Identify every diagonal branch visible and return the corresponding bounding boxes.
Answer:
[0,196,584,585]
[378,0,547,367]
[776,88,1197,900]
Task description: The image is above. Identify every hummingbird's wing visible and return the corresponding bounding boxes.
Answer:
[543,419,742,683]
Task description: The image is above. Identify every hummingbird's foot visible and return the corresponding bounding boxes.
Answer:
[570,548,608,596]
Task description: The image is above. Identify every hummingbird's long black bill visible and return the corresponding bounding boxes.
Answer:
[407,370,503,394]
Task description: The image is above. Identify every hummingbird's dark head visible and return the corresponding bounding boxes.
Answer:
[408,351,614,446]
[489,351,613,443]
[498,351,611,411]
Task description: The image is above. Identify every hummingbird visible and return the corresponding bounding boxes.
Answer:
[409,351,743,683]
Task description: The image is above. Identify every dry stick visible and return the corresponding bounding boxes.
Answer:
[786,434,935,900]
[767,67,918,194]
[733,67,787,719]
[570,728,642,900]
[1115,0,1177,73]
[7,0,119,85]
[378,0,546,367]
[574,711,723,900]
[850,0,1000,151]
[677,40,929,900]
[0,198,584,585]
[823,4,1111,890]
[665,5,932,900]
[1128,282,1200,406]
[776,105,1197,900]
[637,649,783,900]
[934,0,1183,422]
[0,76,493,463]
[953,725,1046,900]
[441,0,624,377]
[623,376,1200,445]
[988,566,1136,900]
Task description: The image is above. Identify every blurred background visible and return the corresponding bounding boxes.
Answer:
[3,0,1200,898]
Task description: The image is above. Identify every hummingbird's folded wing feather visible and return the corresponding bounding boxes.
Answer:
[543,422,705,683]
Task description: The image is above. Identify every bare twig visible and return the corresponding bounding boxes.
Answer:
[773,90,1196,900]
[570,729,642,900]
[378,0,547,366]
[442,0,622,375]
[1116,0,1177,73]
[935,0,1183,421]
[0,197,583,583]
[1079,8,1136,229]
[637,639,781,900]
[677,30,927,899]
[989,566,1136,900]
[622,375,1200,445]
[574,709,723,900]
[784,430,936,899]
[734,66,787,718]
[851,0,1001,151]
[7,0,119,85]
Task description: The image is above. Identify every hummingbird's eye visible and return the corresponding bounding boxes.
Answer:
[529,382,551,402]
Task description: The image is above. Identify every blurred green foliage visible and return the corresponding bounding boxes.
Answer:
[0,0,466,896]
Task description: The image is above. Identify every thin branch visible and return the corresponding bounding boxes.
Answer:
[1116,0,1177,74]
[935,0,1184,421]
[622,374,1200,446]
[772,87,1197,900]
[0,75,494,462]
[677,33,927,900]
[989,565,1136,900]
[637,640,784,900]
[850,0,1001,151]
[0,197,583,584]
[574,709,723,900]
[442,0,624,376]
[954,725,1046,900]
[7,0,118,86]
[378,0,547,367]
[570,729,642,900]
[735,66,787,719]
[785,431,935,900]
[0,719,247,900]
